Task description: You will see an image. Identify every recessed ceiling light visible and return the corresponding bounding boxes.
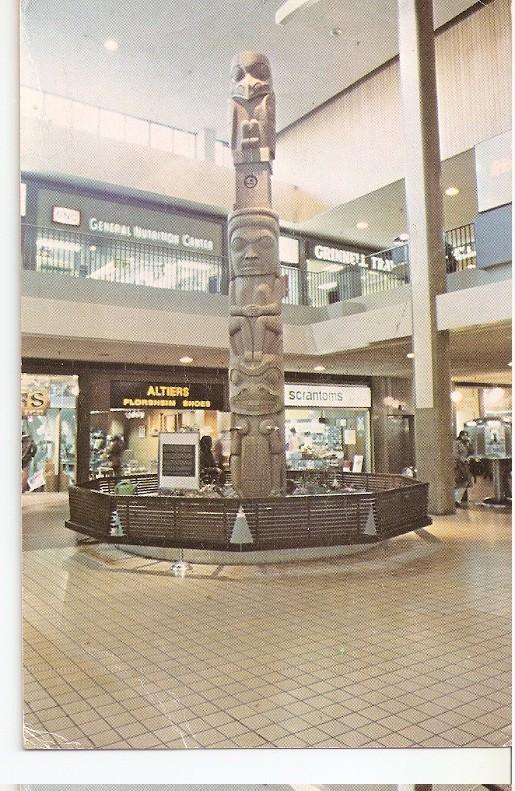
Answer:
[314,364,326,371]
[445,186,459,196]
[104,38,119,52]
[406,352,415,359]
[356,221,369,230]
[179,356,193,364]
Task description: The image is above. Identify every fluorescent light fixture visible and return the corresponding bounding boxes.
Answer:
[179,356,193,364]
[314,364,326,371]
[37,238,81,252]
[104,38,119,52]
[275,0,322,25]
[322,263,343,273]
[356,221,369,229]
[406,352,415,359]
[445,186,460,196]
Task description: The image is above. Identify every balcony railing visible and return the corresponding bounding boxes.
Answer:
[445,223,477,271]
[21,223,477,307]
[22,224,227,295]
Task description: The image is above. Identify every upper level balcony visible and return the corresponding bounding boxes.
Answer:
[21,221,485,310]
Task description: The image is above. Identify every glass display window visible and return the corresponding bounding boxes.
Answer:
[21,374,78,492]
[89,407,231,478]
[285,407,371,472]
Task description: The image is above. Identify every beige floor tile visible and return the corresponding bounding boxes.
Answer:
[22,495,511,751]
[89,728,123,747]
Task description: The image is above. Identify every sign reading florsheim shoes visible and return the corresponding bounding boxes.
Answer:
[110,380,225,410]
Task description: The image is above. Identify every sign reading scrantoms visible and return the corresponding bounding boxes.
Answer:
[285,384,371,409]
[110,381,225,411]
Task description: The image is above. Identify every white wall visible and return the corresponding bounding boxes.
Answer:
[275,0,511,208]
[20,119,328,223]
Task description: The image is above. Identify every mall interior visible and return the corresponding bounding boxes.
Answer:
[19,0,511,755]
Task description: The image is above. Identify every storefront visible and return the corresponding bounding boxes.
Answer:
[22,177,226,294]
[21,373,79,491]
[305,240,405,307]
[90,377,230,477]
[284,381,372,472]
[451,382,512,435]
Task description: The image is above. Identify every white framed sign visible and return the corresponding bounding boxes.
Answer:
[284,384,371,409]
[158,431,199,490]
[352,455,364,473]
[52,205,81,226]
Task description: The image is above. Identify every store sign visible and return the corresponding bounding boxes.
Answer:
[110,381,225,411]
[88,217,215,252]
[21,388,50,416]
[39,189,224,256]
[284,384,371,409]
[158,431,199,491]
[308,242,366,268]
[52,206,82,226]
[475,130,512,212]
[21,182,27,217]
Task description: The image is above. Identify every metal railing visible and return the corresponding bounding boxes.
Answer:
[22,223,227,295]
[21,222,478,306]
[445,223,476,271]
[306,245,410,307]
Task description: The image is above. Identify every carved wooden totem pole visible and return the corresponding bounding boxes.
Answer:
[228,51,286,498]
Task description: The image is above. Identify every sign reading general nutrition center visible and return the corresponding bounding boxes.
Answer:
[284,384,371,408]
[39,188,224,256]
[111,381,225,411]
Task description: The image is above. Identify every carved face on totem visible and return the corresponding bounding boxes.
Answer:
[229,216,279,278]
[230,361,283,415]
[230,52,272,102]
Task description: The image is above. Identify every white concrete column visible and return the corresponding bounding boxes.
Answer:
[397,0,455,514]
[197,127,217,162]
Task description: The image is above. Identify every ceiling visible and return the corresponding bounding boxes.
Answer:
[296,149,478,248]
[20,0,478,138]
[22,320,512,384]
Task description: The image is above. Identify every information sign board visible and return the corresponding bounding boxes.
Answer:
[158,432,199,490]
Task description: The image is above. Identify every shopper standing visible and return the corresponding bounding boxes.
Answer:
[107,435,124,477]
[21,432,37,493]
[453,430,472,506]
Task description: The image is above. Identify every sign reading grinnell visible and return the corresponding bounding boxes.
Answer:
[285,384,371,409]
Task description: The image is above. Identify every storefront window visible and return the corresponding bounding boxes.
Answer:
[21,374,78,491]
[452,384,512,435]
[285,407,371,472]
[90,408,231,478]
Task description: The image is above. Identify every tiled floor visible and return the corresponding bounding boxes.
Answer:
[22,494,511,750]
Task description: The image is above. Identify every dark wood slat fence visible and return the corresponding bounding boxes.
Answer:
[66,471,431,551]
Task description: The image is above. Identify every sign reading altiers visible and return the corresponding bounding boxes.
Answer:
[110,381,225,411]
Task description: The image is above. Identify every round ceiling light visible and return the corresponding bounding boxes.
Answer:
[356,221,369,230]
[445,186,460,196]
[179,356,193,364]
[104,38,119,52]
[406,352,415,359]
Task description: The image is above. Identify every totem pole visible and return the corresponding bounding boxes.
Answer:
[228,51,286,498]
